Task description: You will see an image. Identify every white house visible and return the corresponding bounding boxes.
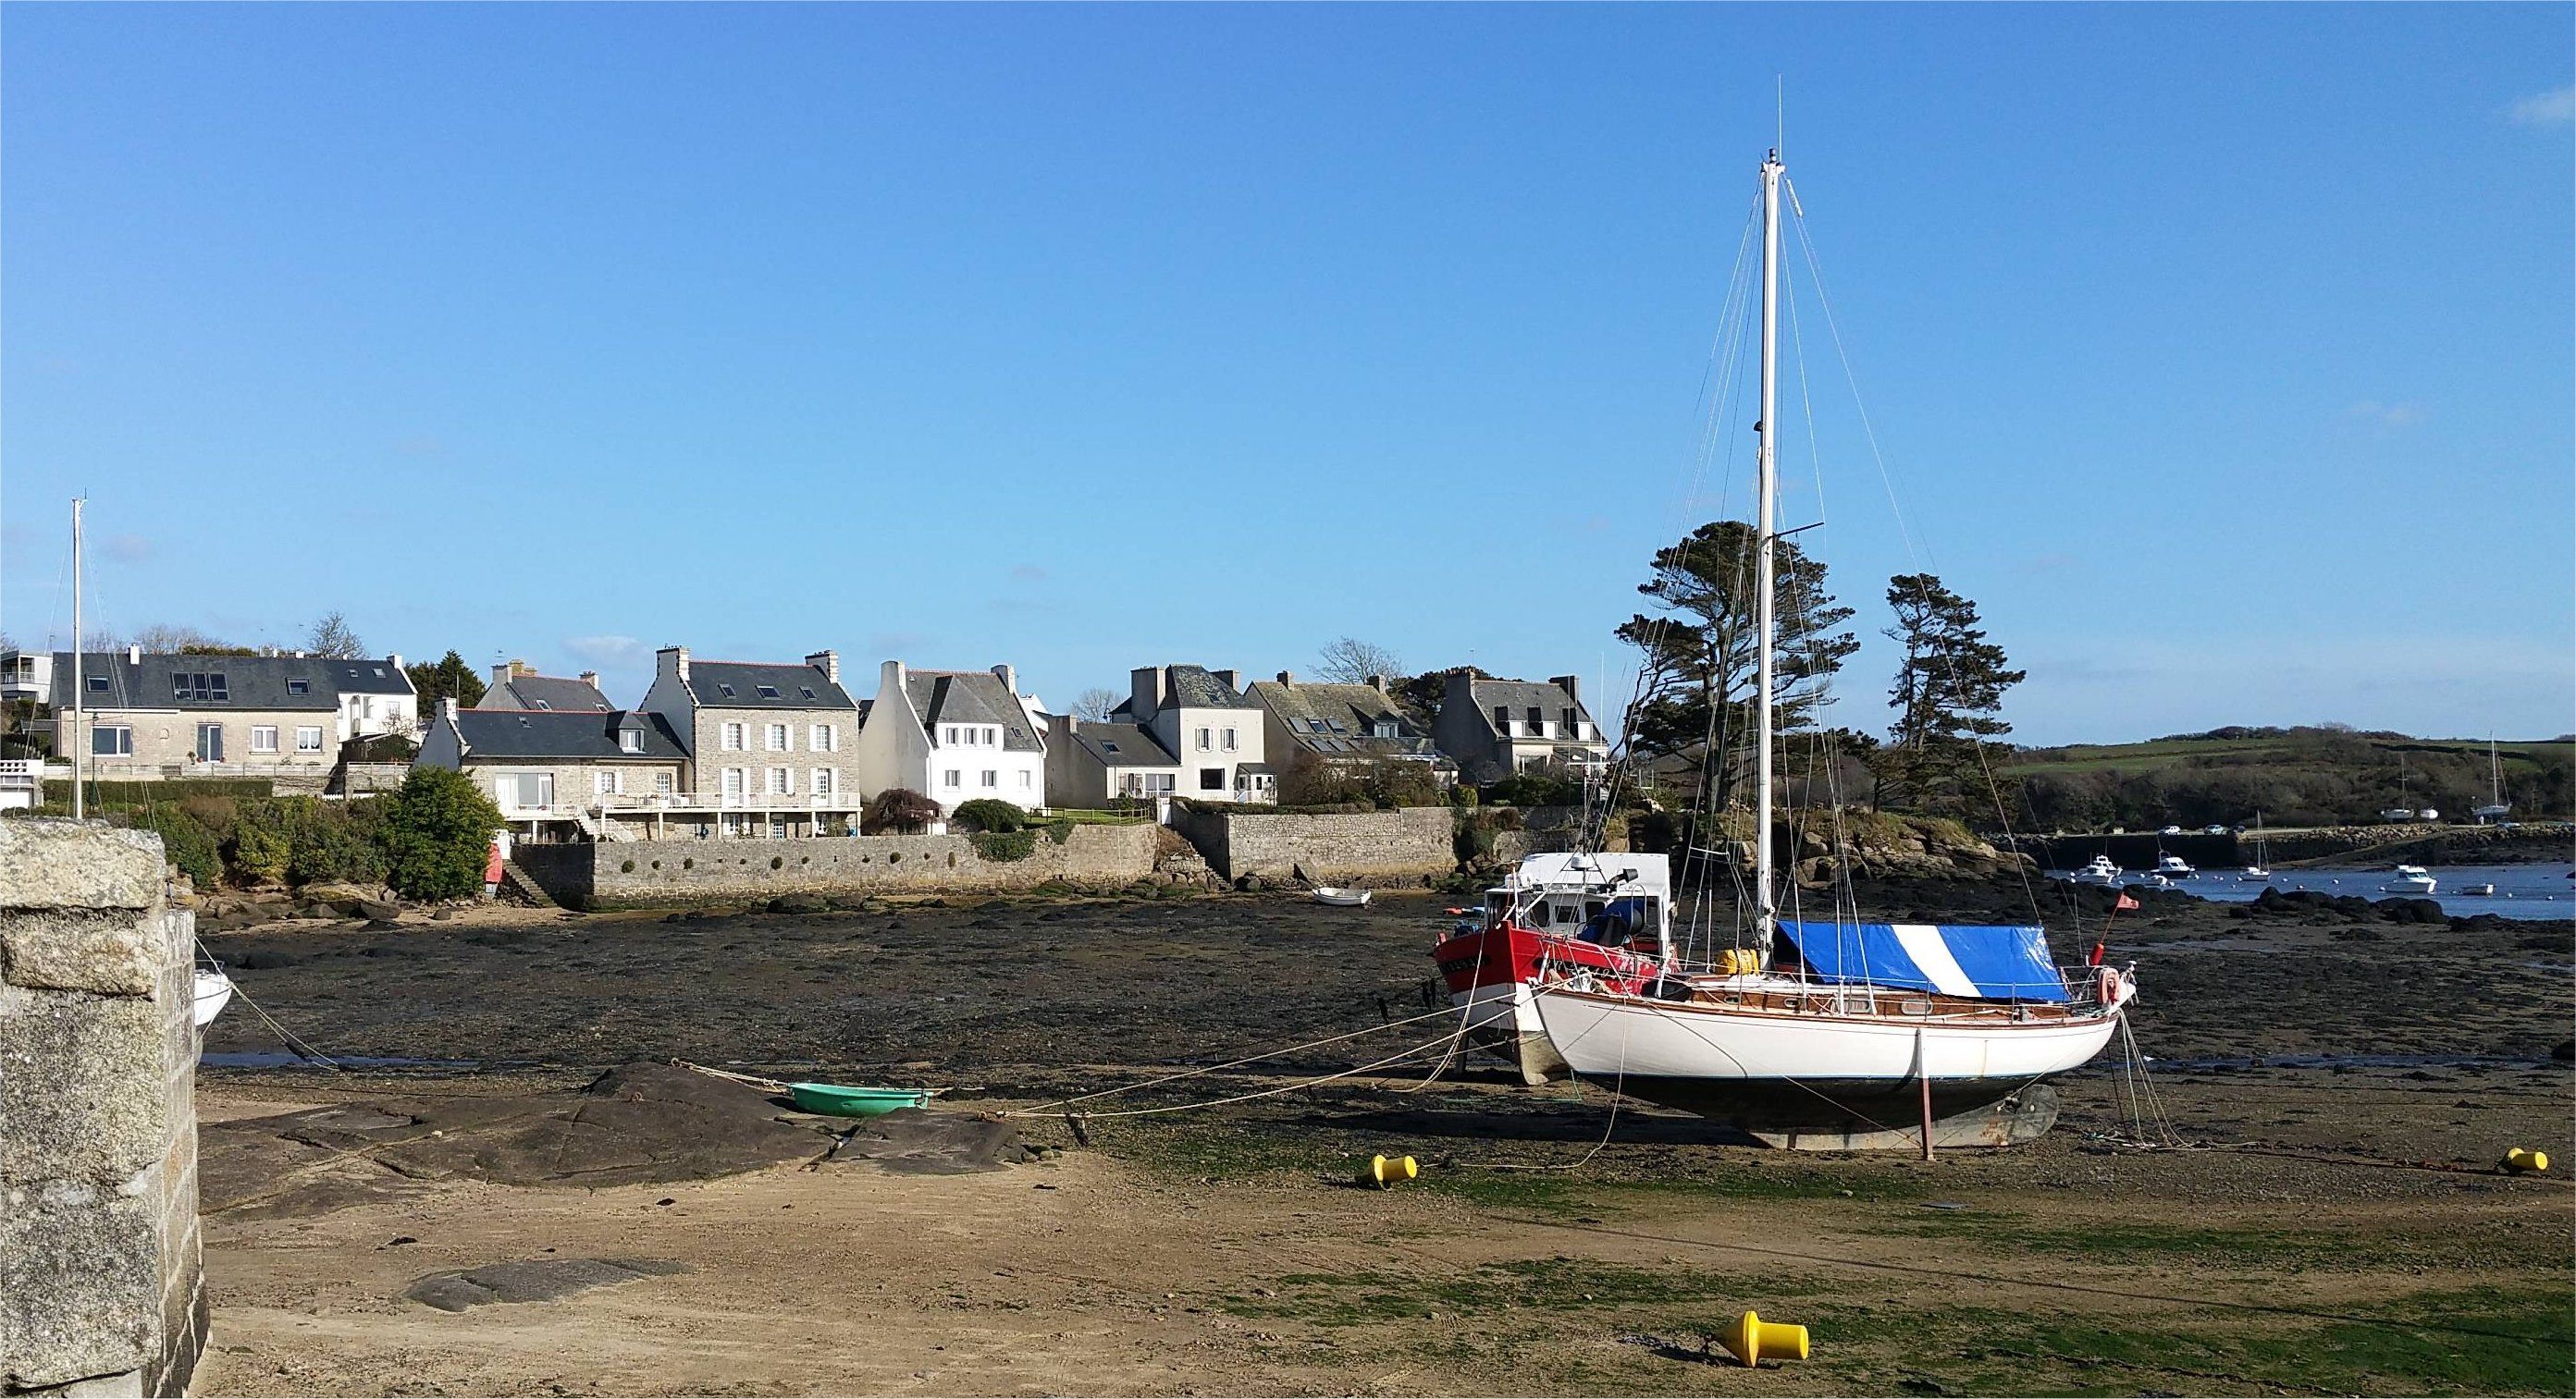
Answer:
[852,661,1049,814]
[1111,665,1275,804]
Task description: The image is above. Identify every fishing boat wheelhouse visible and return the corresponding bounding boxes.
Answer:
[1430,853,1670,1085]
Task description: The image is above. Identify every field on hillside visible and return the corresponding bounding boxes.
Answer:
[2003,729,2573,829]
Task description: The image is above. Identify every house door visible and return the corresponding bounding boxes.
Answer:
[195,724,224,762]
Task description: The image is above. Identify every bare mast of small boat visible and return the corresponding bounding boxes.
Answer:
[1751,148,1782,964]
[70,497,85,823]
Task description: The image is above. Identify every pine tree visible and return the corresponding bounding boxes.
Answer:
[1880,573,2025,814]
[1616,521,1857,810]
[405,651,488,709]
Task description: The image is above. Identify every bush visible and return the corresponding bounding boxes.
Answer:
[228,803,294,885]
[970,828,1039,862]
[378,767,505,900]
[951,798,1028,833]
[1483,771,1584,807]
[132,805,221,889]
[861,787,942,835]
[1362,760,1443,811]
[293,798,388,885]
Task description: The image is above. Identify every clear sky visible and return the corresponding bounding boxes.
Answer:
[4,3,2569,745]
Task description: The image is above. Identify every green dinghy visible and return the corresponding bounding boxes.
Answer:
[788,1082,931,1117]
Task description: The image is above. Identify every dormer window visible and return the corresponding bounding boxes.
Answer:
[288,679,310,695]
[1373,719,1399,739]
[620,729,645,754]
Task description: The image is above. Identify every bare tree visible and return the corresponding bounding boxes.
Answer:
[1316,637,1402,685]
[306,611,366,658]
[1073,687,1120,721]
[129,622,242,655]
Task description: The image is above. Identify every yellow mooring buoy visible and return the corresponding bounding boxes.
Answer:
[1719,1309,1810,1368]
[1363,1154,1418,1188]
[2502,1147,2550,1174]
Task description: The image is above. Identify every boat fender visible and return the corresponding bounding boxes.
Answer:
[1719,1309,1809,1367]
[2502,1147,2549,1174]
[1362,1154,1418,1189]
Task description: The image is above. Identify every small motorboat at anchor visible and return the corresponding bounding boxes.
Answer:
[2458,882,2497,897]
[2381,865,2437,895]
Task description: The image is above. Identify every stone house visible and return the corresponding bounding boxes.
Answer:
[1108,665,1276,804]
[852,661,1048,815]
[1043,713,1182,805]
[636,646,863,838]
[415,698,689,840]
[1431,671,1609,784]
[478,662,613,713]
[1243,670,1453,783]
[46,647,417,780]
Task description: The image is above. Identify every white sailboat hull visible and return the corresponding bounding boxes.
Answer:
[1531,985,2122,1128]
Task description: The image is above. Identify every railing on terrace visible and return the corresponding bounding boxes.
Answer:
[596,790,865,813]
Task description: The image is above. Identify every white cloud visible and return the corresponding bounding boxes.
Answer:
[2347,399,2425,429]
[562,633,647,665]
[2509,86,2575,127]
[103,534,154,563]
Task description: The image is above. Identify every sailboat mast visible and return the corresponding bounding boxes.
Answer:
[71,497,85,823]
[1753,150,1783,955]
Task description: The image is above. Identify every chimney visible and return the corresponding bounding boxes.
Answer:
[992,663,1017,697]
[1276,670,1294,687]
[659,645,690,685]
[491,662,515,690]
[440,696,460,719]
[1129,666,1167,720]
[1549,674,1582,706]
[881,658,906,701]
[127,644,141,665]
[1212,669,1240,692]
[1049,711,1075,744]
[807,649,841,683]
[579,671,600,688]
[388,653,403,671]
[1365,673,1388,694]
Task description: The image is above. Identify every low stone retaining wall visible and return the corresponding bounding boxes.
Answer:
[512,822,1161,909]
[1173,806,1454,885]
[1,819,205,1397]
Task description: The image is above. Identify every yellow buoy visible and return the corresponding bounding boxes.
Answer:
[1363,1154,1418,1188]
[1720,1309,1809,1368]
[2502,1147,2550,1174]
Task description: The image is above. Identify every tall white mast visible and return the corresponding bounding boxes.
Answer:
[70,497,85,822]
[1753,149,1782,958]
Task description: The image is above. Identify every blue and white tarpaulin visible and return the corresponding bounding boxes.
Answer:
[1777,921,2069,1003]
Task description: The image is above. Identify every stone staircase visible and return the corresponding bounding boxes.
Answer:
[498,859,557,908]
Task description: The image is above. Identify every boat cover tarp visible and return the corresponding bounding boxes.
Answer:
[1777,921,2068,1002]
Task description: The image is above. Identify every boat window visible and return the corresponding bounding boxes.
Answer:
[1529,902,1550,927]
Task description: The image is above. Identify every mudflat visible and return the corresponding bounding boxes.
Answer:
[193,886,2574,1395]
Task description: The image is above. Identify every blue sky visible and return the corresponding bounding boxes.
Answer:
[4,3,2569,744]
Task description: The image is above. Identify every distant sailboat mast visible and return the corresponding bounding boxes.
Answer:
[70,497,85,823]
[1752,149,1783,963]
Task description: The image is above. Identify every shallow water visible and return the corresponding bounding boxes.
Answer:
[2066,862,2576,921]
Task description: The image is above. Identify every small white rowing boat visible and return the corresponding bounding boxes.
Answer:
[193,969,234,1029]
[1313,887,1372,907]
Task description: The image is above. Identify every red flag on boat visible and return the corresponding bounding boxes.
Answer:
[2114,892,2139,911]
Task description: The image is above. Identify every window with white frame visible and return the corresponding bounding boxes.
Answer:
[985,726,998,745]
[766,723,789,751]
[294,726,325,753]
[654,771,674,795]
[943,769,961,788]
[722,767,746,799]
[92,726,133,757]
[768,767,792,794]
[620,729,644,754]
[980,769,997,788]
[1222,727,1238,752]
[811,767,834,797]
[251,726,279,754]
[1017,769,1031,788]
[810,722,835,752]
[1195,728,1212,751]
[721,722,746,751]
[498,772,553,810]
[941,725,956,745]
[595,771,621,796]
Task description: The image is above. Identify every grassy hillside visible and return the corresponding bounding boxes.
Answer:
[2003,727,2573,830]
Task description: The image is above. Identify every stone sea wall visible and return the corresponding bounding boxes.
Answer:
[513,822,1162,909]
[1172,806,1455,885]
[0,819,205,1398]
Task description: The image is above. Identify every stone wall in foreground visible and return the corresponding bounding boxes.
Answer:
[512,821,1162,909]
[0,819,204,1398]
[1172,806,1455,885]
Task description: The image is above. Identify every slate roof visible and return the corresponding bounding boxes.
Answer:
[325,658,414,695]
[1165,665,1256,710]
[450,708,687,761]
[1246,680,1443,762]
[53,652,343,711]
[687,660,855,710]
[1463,678,1598,736]
[481,673,612,713]
[1067,720,1179,770]
[904,670,1043,753]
